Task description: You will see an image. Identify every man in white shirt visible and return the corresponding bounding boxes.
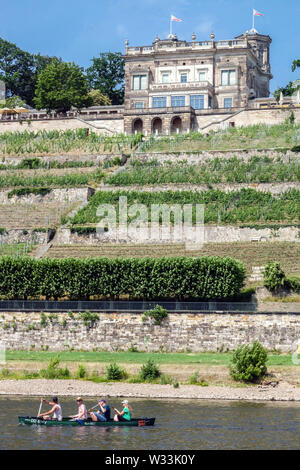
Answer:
[38,397,63,421]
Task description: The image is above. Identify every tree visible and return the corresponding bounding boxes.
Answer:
[0,95,25,109]
[88,89,112,106]
[273,81,297,102]
[86,52,125,105]
[0,38,59,106]
[292,60,300,72]
[273,59,300,102]
[34,61,92,114]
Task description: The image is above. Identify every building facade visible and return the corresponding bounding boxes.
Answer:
[123,29,272,135]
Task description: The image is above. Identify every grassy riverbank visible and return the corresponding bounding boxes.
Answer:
[5,350,297,366]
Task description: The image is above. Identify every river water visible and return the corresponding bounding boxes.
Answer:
[0,396,299,450]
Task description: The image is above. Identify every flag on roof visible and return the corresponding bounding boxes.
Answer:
[171,15,183,22]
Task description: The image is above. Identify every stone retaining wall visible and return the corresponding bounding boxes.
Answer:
[0,229,50,245]
[0,311,299,352]
[1,154,121,166]
[0,118,124,134]
[56,225,300,245]
[134,149,300,163]
[102,182,300,195]
[0,187,94,205]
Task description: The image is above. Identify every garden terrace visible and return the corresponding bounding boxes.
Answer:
[44,242,300,281]
[137,122,300,153]
[0,167,104,189]
[105,156,300,186]
[0,130,142,157]
[0,202,78,230]
[66,189,300,226]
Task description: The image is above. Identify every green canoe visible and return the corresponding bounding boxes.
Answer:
[18,416,155,427]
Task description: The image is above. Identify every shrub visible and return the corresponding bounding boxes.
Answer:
[263,262,286,292]
[40,312,48,328]
[106,362,128,381]
[139,360,161,381]
[79,311,99,327]
[142,305,168,325]
[39,355,70,379]
[285,276,300,293]
[230,340,268,382]
[188,371,209,386]
[76,364,88,379]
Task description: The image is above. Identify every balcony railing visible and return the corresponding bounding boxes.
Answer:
[126,39,247,55]
[125,106,195,115]
[150,80,213,91]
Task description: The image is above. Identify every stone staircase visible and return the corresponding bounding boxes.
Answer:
[248,266,265,283]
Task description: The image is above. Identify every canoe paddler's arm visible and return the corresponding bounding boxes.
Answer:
[41,398,51,405]
[38,405,56,417]
[113,407,122,415]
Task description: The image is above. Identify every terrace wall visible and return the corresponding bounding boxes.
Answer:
[0,118,124,135]
[134,149,300,163]
[0,187,94,205]
[0,107,299,135]
[0,311,299,352]
[56,225,300,245]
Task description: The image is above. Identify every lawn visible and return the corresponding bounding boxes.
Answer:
[5,350,297,367]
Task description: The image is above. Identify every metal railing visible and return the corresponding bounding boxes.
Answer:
[0,300,260,313]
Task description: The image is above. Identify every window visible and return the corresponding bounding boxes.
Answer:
[180,73,188,83]
[171,96,185,107]
[199,71,206,82]
[135,102,144,109]
[221,70,236,86]
[208,96,212,108]
[152,96,167,108]
[162,74,169,83]
[190,95,205,110]
[224,98,233,108]
[133,75,147,90]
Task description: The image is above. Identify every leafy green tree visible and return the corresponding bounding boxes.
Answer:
[292,60,300,72]
[88,89,112,106]
[0,95,25,109]
[34,61,92,114]
[273,59,300,102]
[86,52,125,105]
[0,38,59,106]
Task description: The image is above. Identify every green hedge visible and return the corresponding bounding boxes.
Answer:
[0,256,245,301]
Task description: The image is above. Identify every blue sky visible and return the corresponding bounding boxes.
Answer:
[1,0,299,93]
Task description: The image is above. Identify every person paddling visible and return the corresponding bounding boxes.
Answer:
[37,397,62,422]
[69,397,88,423]
[113,400,133,422]
[90,398,111,422]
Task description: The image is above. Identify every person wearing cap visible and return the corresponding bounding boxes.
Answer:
[69,397,88,422]
[113,400,133,422]
[90,399,111,422]
[38,397,63,422]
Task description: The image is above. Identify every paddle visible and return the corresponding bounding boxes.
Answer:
[88,404,99,412]
[37,399,43,418]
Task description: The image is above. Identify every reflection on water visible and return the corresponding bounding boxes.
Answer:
[0,396,299,450]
